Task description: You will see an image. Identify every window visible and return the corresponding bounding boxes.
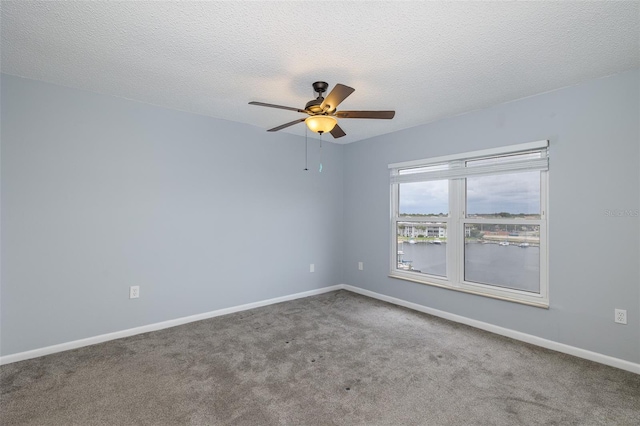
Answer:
[390,141,549,307]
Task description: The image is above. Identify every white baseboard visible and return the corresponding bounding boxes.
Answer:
[342,284,640,375]
[0,285,343,366]
[3,283,638,375]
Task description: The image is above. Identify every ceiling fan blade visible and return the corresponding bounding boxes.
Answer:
[249,101,307,114]
[267,118,306,132]
[320,84,355,112]
[330,124,347,139]
[336,110,396,119]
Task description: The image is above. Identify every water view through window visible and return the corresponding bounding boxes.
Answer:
[397,169,542,292]
[464,242,540,292]
[397,240,446,277]
[396,236,540,292]
[391,142,548,305]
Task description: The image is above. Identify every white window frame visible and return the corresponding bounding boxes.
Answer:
[389,140,549,308]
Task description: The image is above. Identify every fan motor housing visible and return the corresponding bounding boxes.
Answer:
[305,98,324,113]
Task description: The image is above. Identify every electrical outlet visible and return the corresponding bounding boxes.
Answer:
[310,264,315,273]
[129,286,140,299]
[358,262,364,271]
[614,309,627,324]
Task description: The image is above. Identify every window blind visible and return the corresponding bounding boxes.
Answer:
[390,142,548,184]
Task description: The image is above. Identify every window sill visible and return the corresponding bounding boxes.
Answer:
[388,273,549,309]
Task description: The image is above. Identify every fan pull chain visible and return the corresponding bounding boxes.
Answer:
[304,126,309,171]
[319,133,323,173]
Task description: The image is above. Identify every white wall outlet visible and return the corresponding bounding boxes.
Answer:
[129,286,140,299]
[310,264,315,273]
[358,262,364,271]
[614,309,627,324]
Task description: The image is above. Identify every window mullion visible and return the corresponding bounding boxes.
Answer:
[390,183,399,274]
[447,177,461,285]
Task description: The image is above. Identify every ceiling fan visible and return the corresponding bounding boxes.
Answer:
[249,81,395,139]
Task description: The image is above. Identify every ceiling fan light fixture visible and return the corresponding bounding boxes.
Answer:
[249,82,394,139]
[305,115,337,134]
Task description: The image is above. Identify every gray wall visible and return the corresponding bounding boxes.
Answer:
[1,74,344,356]
[2,70,639,365]
[343,69,640,364]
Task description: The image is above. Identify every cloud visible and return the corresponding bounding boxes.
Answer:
[399,172,540,215]
[399,180,448,214]
[467,172,540,214]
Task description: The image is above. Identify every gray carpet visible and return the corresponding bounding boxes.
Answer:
[1,290,639,425]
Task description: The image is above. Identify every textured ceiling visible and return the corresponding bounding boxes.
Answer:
[1,1,639,144]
